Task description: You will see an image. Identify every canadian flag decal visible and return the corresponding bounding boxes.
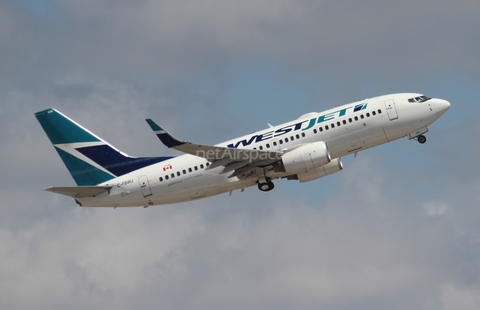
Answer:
[163,164,173,171]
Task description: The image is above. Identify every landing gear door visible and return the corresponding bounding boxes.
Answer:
[384,99,398,120]
[138,175,152,197]
[344,135,362,152]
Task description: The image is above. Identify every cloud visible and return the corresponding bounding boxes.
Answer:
[1,1,480,309]
[441,284,480,310]
[424,201,449,216]
[2,150,479,310]
[4,0,480,86]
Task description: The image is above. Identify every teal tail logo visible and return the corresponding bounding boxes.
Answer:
[35,109,173,186]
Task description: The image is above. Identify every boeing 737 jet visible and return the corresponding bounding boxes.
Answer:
[35,93,450,207]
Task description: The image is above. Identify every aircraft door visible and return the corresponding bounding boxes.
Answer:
[138,175,152,197]
[384,99,398,120]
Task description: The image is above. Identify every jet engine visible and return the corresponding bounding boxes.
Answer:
[295,158,343,182]
[274,141,331,174]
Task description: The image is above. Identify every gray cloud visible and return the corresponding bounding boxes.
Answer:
[1,1,480,309]
[2,153,480,310]
[3,0,480,86]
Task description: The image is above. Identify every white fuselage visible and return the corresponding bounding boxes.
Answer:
[78,93,449,207]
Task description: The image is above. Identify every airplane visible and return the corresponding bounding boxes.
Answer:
[35,93,450,207]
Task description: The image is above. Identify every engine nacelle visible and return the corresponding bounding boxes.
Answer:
[275,141,331,174]
[296,158,343,183]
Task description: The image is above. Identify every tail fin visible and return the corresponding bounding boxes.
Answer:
[35,109,173,186]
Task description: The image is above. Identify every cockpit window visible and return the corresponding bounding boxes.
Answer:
[408,95,431,103]
[419,95,431,102]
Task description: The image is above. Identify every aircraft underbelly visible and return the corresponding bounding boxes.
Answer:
[189,187,206,199]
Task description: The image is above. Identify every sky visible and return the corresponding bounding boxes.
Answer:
[1,0,480,309]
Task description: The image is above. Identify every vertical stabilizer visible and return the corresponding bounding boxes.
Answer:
[35,109,173,186]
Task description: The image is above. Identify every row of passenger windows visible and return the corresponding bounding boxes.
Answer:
[253,132,307,150]
[254,109,383,149]
[313,109,382,134]
[159,162,210,182]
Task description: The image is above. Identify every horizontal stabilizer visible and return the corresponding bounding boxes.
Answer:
[45,186,112,198]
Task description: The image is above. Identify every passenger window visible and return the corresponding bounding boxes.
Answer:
[159,177,163,182]
[355,116,358,121]
[266,143,270,148]
[206,162,210,167]
[319,127,323,132]
[366,113,370,117]
[349,118,352,123]
[194,166,198,171]
[259,146,263,150]
[313,129,317,134]
[279,140,283,144]
[273,141,277,146]
[285,138,289,142]
[296,134,300,139]
[165,175,169,180]
[360,115,364,119]
[182,169,186,174]
[200,164,204,169]
[331,123,335,128]
[188,168,192,172]
[337,121,341,126]
[325,125,329,130]
[290,136,294,141]
[378,109,382,114]
[301,133,305,137]
[177,171,181,176]
[171,173,175,178]
[343,120,347,125]
[372,111,376,116]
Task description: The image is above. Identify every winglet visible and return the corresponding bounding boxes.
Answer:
[146,119,185,148]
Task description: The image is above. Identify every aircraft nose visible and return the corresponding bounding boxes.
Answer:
[434,98,450,117]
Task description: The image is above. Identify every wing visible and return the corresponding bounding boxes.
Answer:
[145,119,282,178]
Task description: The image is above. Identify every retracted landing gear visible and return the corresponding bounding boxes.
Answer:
[258,181,275,192]
[417,134,427,144]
